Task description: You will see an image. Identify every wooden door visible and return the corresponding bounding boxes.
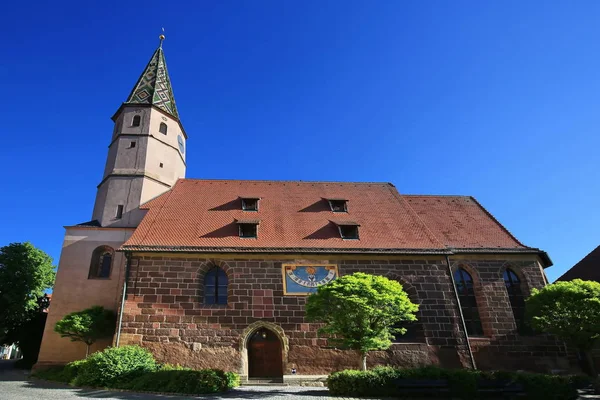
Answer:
[248,329,283,378]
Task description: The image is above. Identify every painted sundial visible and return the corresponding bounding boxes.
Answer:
[282,264,338,295]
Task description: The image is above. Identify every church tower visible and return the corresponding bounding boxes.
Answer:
[92,35,187,227]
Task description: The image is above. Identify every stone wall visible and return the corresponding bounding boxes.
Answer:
[118,254,572,376]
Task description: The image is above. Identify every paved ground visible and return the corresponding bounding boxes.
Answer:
[0,360,344,400]
[1,360,598,399]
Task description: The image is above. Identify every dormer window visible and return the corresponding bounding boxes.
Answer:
[335,221,360,240]
[241,198,259,211]
[328,199,348,213]
[236,219,259,238]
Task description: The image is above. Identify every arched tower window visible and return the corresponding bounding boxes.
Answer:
[454,268,484,336]
[204,267,228,305]
[88,246,114,279]
[159,122,168,135]
[132,115,141,127]
[504,268,527,333]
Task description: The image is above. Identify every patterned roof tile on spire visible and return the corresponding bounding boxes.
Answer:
[125,46,179,119]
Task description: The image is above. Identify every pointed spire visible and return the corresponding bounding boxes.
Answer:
[124,34,179,119]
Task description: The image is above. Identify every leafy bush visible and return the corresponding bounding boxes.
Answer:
[32,347,239,395]
[327,366,578,400]
[74,345,156,387]
[32,359,88,384]
[118,368,239,394]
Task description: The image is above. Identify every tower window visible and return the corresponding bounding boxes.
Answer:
[335,221,360,239]
[159,162,164,168]
[159,122,168,135]
[132,115,141,127]
[328,199,348,212]
[236,220,259,238]
[115,205,124,219]
[88,246,114,279]
[130,141,136,148]
[241,198,259,211]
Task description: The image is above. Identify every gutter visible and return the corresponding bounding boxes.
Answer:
[446,255,477,370]
[115,252,131,347]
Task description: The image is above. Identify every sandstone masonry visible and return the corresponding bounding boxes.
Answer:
[118,254,571,376]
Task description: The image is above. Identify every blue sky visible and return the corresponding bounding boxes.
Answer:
[2,1,599,282]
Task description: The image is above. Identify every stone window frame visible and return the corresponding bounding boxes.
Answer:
[384,274,426,344]
[88,245,114,279]
[451,263,490,337]
[500,264,531,335]
[196,260,233,309]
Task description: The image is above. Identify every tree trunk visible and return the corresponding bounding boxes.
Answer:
[85,344,90,358]
[582,348,598,378]
[359,351,367,371]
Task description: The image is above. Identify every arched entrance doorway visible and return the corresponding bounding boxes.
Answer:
[247,328,283,378]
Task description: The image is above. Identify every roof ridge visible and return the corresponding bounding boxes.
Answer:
[468,196,528,248]
[403,194,471,198]
[386,187,446,250]
[179,178,395,185]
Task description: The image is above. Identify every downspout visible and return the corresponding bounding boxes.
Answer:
[115,252,131,347]
[446,255,477,370]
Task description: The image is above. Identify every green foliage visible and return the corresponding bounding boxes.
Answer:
[32,359,87,384]
[305,273,418,369]
[74,345,156,387]
[0,242,55,342]
[32,347,239,395]
[526,279,600,350]
[54,306,116,355]
[118,369,239,394]
[327,366,578,400]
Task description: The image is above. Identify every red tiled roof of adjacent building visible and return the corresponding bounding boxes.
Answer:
[121,179,547,261]
[557,245,600,282]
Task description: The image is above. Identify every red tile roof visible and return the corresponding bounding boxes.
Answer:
[121,179,545,260]
[404,195,525,249]
[557,245,600,282]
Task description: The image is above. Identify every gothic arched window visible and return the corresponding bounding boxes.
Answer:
[392,289,421,342]
[88,246,114,279]
[504,268,527,333]
[159,122,168,135]
[204,267,228,305]
[454,268,484,336]
[132,115,141,127]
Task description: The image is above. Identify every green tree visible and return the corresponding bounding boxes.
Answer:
[305,272,418,371]
[54,306,117,357]
[0,242,55,342]
[526,279,600,377]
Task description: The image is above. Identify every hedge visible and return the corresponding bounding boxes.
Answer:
[32,345,239,395]
[327,366,580,400]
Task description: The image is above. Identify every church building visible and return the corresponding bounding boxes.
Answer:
[37,37,574,379]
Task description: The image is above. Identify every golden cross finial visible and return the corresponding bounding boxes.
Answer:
[159,28,165,48]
